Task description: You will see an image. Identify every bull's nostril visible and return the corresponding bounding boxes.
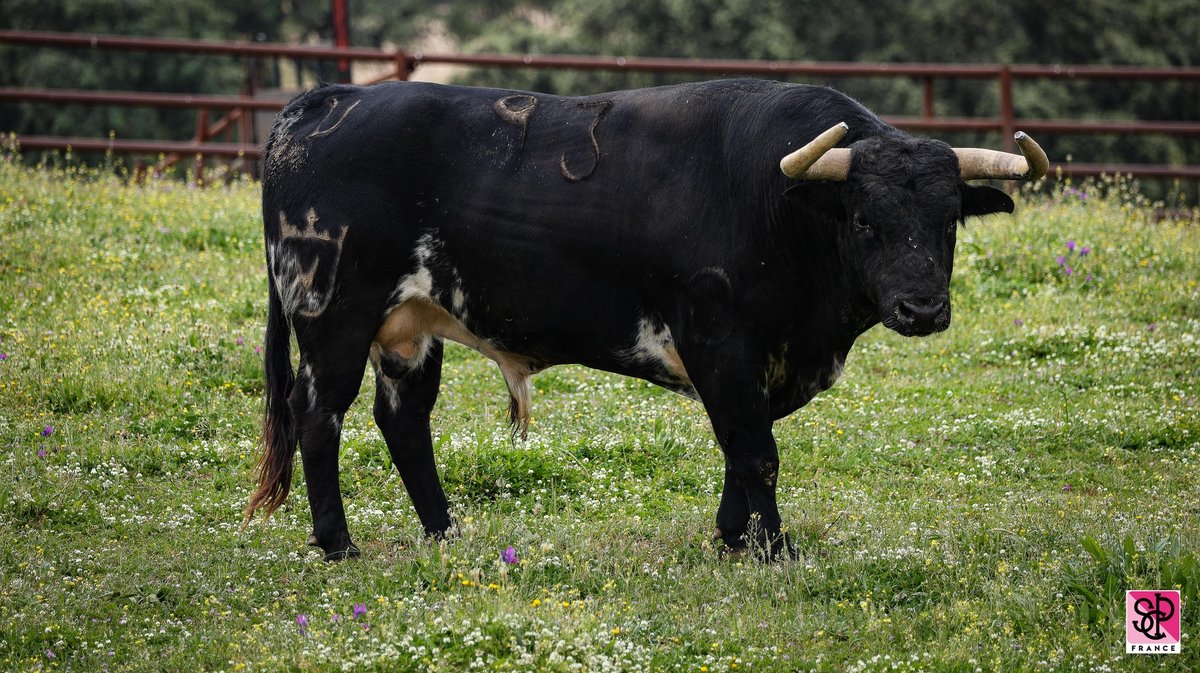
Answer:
[899,299,946,322]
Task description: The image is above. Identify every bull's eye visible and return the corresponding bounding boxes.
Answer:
[852,214,873,236]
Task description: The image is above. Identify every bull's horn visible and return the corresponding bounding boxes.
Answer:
[780,122,852,181]
[955,132,1049,181]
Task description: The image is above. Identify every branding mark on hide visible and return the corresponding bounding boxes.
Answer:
[270,208,348,318]
[307,99,361,139]
[560,101,612,183]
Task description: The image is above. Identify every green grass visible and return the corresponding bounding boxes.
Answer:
[1,157,1198,672]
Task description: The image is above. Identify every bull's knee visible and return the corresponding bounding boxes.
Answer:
[731,456,779,491]
[755,458,779,489]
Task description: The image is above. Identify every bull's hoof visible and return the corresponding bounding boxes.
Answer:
[308,533,360,561]
[322,545,361,562]
[763,533,798,562]
[713,526,796,562]
[718,544,749,560]
[424,522,458,540]
[713,526,749,557]
[753,531,797,562]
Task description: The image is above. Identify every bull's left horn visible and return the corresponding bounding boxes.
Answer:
[780,122,852,181]
[955,132,1049,181]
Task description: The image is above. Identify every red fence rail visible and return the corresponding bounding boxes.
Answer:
[3,29,1199,180]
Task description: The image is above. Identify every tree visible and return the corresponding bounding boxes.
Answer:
[2,0,1196,190]
[434,0,1199,185]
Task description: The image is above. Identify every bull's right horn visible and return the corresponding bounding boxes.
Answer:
[955,132,1049,181]
[780,122,852,181]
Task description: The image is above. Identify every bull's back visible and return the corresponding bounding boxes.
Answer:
[260,80,777,379]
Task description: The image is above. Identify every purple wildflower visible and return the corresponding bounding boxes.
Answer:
[1064,267,1073,276]
[41,425,54,437]
[1079,246,1091,257]
[1056,255,1068,267]
[38,449,47,459]
[330,613,342,623]
[236,336,244,346]
[1063,484,1071,492]
[45,650,56,660]
[501,545,519,565]
[1013,318,1024,327]
[0,352,8,361]
[352,603,367,620]
[254,345,263,354]
[1148,323,1157,332]
[1066,240,1076,253]
[1085,274,1093,283]
[296,613,309,635]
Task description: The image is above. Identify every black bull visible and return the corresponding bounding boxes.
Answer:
[244,79,1046,560]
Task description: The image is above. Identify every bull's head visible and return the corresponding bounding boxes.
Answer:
[780,123,1048,336]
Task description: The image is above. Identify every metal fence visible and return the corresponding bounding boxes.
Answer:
[3,29,1199,180]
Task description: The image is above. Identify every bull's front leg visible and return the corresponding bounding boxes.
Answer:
[708,403,793,560]
[683,346,794,560]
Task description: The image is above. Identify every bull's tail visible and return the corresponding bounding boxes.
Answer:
[242,272,297,527]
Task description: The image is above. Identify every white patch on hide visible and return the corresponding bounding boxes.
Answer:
[452,286,466,314]
[385,233,443,314]
[368,346,404,414]
[391,267,434,306]
[301,363,317,411]
[624,318,695,398]
[413,233,438,265]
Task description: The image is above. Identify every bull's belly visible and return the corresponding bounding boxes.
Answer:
[372,296,699,432]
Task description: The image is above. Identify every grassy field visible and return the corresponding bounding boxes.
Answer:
[1,155,1198,672]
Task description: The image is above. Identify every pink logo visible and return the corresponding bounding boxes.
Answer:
[1126,590,1181,654]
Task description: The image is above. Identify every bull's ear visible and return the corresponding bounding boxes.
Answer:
[784,183,845,220]
[960,184,1014,217]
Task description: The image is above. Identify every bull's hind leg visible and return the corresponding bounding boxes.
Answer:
[290,336,371,560]
[371,340,453,538]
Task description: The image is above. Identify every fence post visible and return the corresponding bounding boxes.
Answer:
[396,52,411,81]
[922,76,935,120]
[193,108,209,184]
[999,65,1015,153]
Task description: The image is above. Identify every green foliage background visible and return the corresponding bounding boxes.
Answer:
[1,0,1198,180]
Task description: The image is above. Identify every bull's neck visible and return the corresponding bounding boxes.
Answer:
[778,211,876,343]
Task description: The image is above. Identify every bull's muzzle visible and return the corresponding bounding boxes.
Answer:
[888,294,950,336]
